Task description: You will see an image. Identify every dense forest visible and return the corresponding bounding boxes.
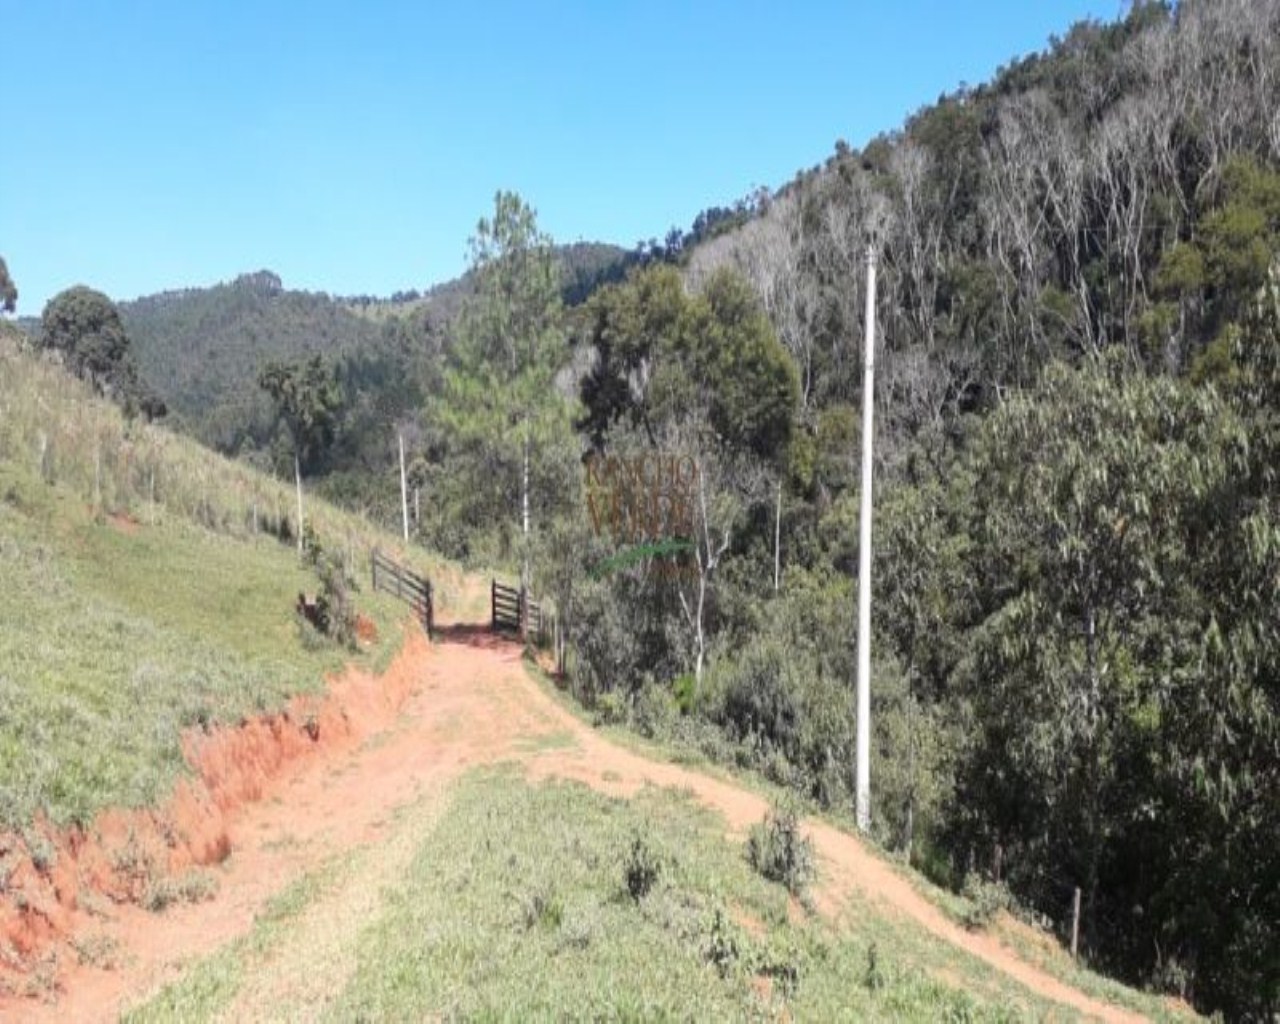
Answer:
[2,1,1276,1016]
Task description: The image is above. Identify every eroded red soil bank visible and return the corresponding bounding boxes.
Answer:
[0,627,425,994]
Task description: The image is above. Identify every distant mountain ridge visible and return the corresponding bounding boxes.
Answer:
[117,241,634,457]
[120,270,389,454]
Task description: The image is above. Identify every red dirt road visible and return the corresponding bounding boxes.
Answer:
[2,613,1147,1023]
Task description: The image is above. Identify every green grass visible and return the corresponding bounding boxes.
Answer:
[0,459,408,829]
[322,768,1056,1022]
[0,335,453,830]
[520,660,1200,1022]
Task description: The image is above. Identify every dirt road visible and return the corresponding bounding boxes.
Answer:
[9,610,1145,1023]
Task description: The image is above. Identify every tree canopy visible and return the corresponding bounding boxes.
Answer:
[427,191,578,584]
[39,286,165,418]
[0,256,16,314]
[257,355,344,475]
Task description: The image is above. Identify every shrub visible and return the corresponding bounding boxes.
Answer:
[632,679,678,739]
[301,520,323,565]
[716,640,800,758]
[143,869,218,912]
[959,872,1012,930]
[746,802,816,897]
[313,553,356,649]
[704,907,743,978]
[864,940,885,991]
[591,690,627,728]
[623,834,661,902]
[570,580,640,704]
[518,883,564,931]
[755,934,804,998]
[671,673,696,714]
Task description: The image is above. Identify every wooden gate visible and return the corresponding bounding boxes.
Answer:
[372,548,433,637]
[491,580,550,644]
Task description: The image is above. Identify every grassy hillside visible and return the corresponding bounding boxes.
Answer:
[0,333,436,829]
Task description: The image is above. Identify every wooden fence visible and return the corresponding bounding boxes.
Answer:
[372,548,433,637]
[491,579,551,645]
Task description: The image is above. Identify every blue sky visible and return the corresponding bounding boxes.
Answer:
[3,1,1121,313]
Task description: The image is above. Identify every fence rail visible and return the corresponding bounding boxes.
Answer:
[372,548,433,637]
[491,580,551,645]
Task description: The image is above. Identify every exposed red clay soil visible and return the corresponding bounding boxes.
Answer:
[0,628,426,1009]
[1,602,1149,1023]
[353,613,378,644]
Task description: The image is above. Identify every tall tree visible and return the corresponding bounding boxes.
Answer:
[0,256,16,314]
[38,285,165,418]
[581,264,797,686]
[258,355,344,554]
[959,355,1246,966]
[438,191,575,625]
[40,286,132,392]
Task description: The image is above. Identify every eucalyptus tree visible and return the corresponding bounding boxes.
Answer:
[959,353,1247,967]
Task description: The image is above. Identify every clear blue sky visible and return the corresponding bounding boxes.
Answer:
[2,1,1121,313]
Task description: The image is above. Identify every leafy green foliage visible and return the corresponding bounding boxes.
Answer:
[258,355,344,474]
[960,874,1014,931]
[311,552,357,650]
[623,834,661,902]
[746,801,816,897]
[578,262,798,463]
[0,255,16,314]
[427,191,579,578]
[39,286,165,418]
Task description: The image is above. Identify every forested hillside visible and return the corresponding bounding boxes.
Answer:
[119,271,419,457]
[411,3,1278,1018]
[109,244,633,520]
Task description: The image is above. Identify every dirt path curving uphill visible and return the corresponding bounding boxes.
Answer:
[6,602,1146,1023]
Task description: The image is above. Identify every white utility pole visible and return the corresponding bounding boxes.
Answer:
[855,245,877,834]
[398,433,410,542]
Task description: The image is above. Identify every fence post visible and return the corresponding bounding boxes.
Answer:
[371,548,378,592]
[1070,887,1082,960]
[491,580,497,631]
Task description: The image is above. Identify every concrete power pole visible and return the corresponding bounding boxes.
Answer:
[855,245,877,834]
[399,433,410,543]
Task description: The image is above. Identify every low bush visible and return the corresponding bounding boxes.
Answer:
[704,906,744,978]
[632,680,678,739]
[591,690,628,728]
[623,834,661,902]
[746,802,816,898]
[959,872,1013,930]
[518,882,564,931]
[317,554,357,648]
